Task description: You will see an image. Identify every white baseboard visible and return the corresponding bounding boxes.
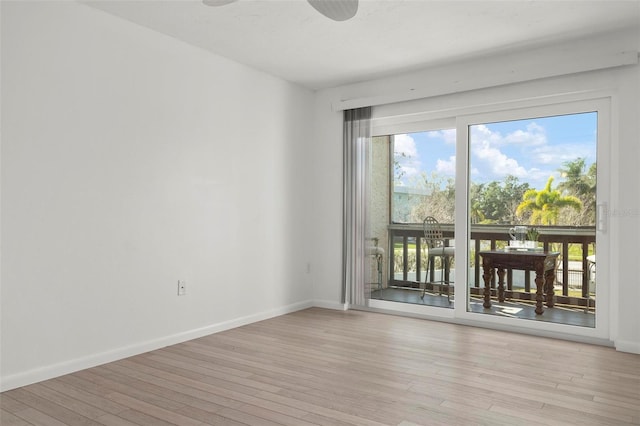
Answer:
[0,300,313,392]
[312,299,348,311]
[615,339,640,354]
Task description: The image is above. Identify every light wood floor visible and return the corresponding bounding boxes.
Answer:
[2,308,639,426]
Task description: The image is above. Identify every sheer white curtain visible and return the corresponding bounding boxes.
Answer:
[342,107,372,306]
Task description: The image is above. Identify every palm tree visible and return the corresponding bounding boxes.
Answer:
[470,201,486,224]
[557,158,596,225]
[558,158,593,197]
[516,176,582,225]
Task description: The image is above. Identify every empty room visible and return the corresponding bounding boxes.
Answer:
[2,1,639,425]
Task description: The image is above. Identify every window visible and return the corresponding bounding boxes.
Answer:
[369,98,608,335]
[392,129,456,224]
[462,105,604,329]
[468,112,597,227]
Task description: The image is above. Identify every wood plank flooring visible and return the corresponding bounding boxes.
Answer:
[2,308,639,425]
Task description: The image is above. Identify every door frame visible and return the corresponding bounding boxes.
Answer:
[454,96,612,341]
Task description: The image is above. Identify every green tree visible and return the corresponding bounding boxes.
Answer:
[516,176,583,225]
[473,176,530,224]
[469,183,486,224]
[410,174,455,223]
[393,151,408,183]
[557,158,596,225]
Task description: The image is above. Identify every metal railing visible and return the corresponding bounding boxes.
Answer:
[388,224,596,307]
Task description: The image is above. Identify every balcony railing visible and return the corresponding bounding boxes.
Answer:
[388,224,596,308]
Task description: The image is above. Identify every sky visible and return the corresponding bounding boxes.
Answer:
[394,112,597,190]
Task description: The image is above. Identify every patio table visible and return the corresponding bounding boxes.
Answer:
[479,250,560,315]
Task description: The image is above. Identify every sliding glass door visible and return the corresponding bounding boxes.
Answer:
[458,99,609,333]
[366,96,610,339]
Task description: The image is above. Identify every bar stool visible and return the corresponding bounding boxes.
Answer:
[367,238,384,297]
[585,254,596,312]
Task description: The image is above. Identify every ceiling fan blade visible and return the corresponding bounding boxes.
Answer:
[202,0,238,6]
[307,0,358,21]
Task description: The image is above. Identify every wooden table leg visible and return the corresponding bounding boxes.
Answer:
[497,267,506,303]
[482,265,493,308]
[534,269,544,315]
[444,258,450,284]
[544,269,555,308]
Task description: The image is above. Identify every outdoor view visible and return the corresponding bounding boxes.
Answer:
[393,112,596,227]
[377,111,597,326]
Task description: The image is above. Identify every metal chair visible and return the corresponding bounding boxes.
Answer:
[367,238,384,298]
[585,254,596,312]
[422,216,455,302]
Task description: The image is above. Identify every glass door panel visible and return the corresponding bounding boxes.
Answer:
[370,130,456,308]
[466,112,598,327]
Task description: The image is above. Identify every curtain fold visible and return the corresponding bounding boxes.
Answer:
[343,107,372,306]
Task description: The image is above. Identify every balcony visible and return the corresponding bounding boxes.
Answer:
[383,224,596,312]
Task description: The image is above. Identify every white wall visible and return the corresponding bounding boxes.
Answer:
[312,31,640,353]
[1,1,314,390]
[309,96,344,307]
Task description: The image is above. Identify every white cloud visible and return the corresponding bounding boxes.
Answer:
[393,134,421,180]
[427,129,456,145]
[472,122,547,148]
[471,134,527,179]
[471,124,503,146]
[531,143,592,165]
[504,122,547,146]
[436,155,456,176]
[393,134,418,157]
[467,122,553,183]
[469,121,587,189]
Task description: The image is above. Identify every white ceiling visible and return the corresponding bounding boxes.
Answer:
[86,0,640,90]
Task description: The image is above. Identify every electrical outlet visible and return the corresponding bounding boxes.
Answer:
[177,280,186,296]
